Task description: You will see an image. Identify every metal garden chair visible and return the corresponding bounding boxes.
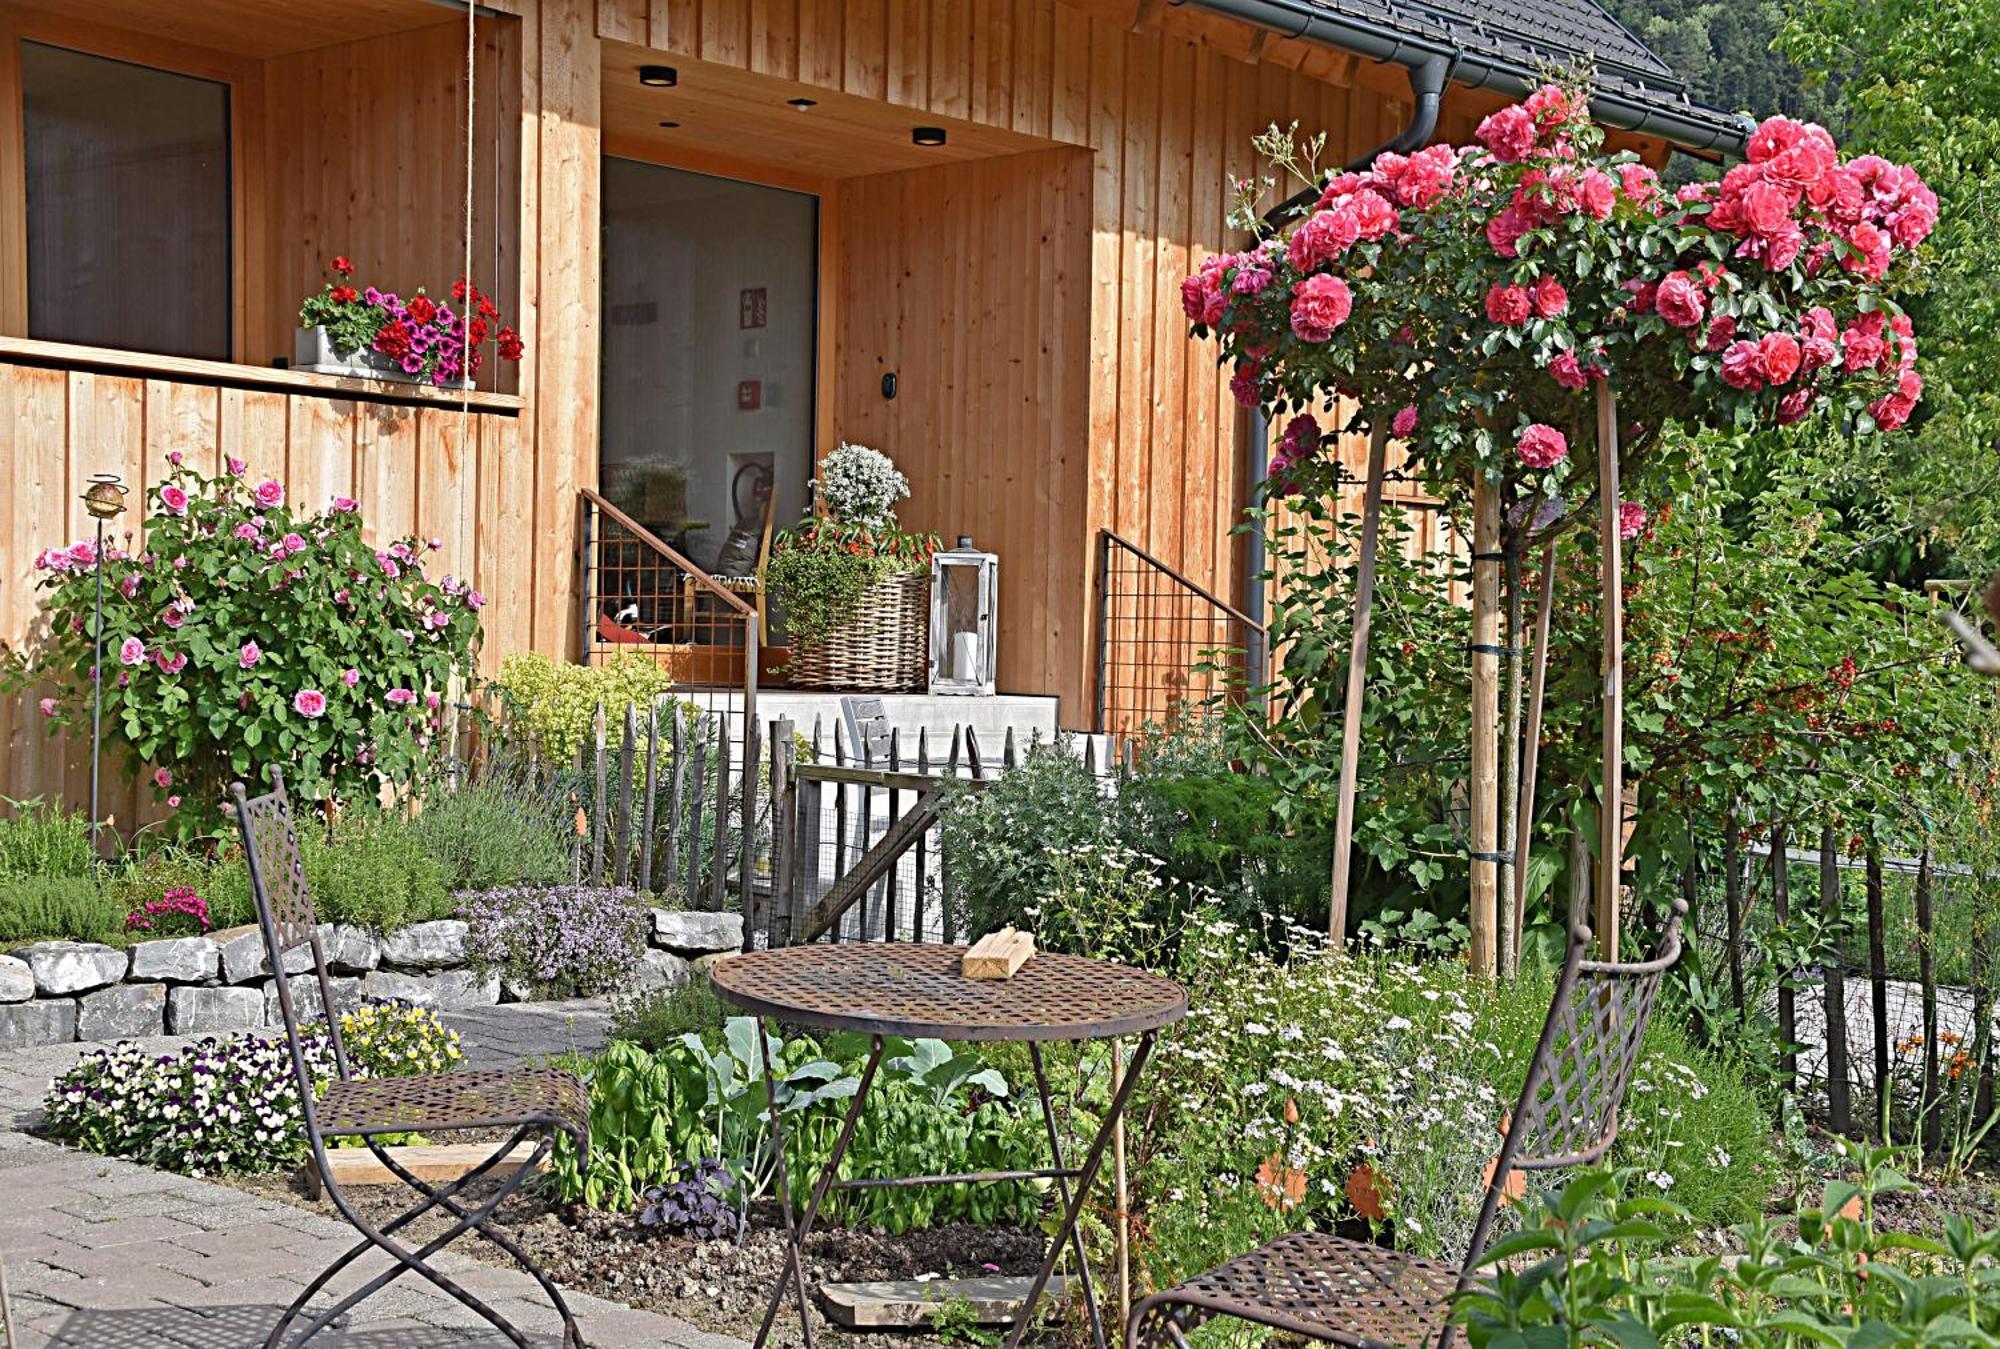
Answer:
[1126,901,1687,1349]
[230,770,593,1349]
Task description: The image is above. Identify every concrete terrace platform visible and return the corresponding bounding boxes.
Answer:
[0,1000,743,1349]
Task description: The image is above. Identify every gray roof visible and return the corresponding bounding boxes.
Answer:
[1297,0,1748,151]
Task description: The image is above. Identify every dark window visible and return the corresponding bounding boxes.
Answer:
[22,42,231,359]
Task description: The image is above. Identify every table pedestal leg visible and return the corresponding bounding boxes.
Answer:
[1004,1030,1158,1349]
[754,1026,885,1349]
[1029,1042,1107,1349]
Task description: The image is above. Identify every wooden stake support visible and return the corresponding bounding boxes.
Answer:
[962,927,1036,979]
[1510,535,1560,967]
[1595,383,1624,961]
[1468,473,1501,978]
[1329,418,1391,944]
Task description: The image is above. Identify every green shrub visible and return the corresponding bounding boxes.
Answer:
[409,778,569,891]
[0,875,124,946]
[300,815,453,930]
[491,651,673,761]
[610,980,727,1049]
[0,798,93,880]
[1456,1145,2000,1346]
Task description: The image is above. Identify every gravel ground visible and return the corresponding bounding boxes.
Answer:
[229,1165,1061,1347]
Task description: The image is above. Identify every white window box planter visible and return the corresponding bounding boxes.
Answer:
[294,326,471,390]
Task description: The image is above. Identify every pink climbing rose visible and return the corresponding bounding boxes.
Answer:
[1515,424,1568,469]
[154,768,173,789]
[239,641,262,668]
[159,484,189,516]
[119,636,146,666]
[385,688,416,706]
[1288,273,1353,342]
[1617,501,1648,541]
[254,479,286,509]
[293,689,327,719]
[1485,283,1532,326]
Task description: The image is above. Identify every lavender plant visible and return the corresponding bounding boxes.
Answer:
[636,1157,737,1240]
[457,884,650,998]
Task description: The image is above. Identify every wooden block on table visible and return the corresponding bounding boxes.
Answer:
[821,1275,1069,1328]
[962,926,1035,979]
[306,1140,545,1195]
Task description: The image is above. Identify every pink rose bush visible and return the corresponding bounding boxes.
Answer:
[17,461,482,829]
[1181,82,1934,505]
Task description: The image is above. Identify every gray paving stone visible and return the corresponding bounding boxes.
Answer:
[650,908,743,953]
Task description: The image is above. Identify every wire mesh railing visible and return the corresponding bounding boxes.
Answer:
[1094,530,1264,739]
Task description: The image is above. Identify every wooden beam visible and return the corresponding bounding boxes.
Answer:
[307,1141,545,1195]
[796,787,943,942]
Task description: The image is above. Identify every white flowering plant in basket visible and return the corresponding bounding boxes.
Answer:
[769,443,939,653]
[809,442,910,529]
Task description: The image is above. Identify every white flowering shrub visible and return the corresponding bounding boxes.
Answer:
[1134,920,1769,1286]
[809,442,909,527]
[42,1000,463,1177]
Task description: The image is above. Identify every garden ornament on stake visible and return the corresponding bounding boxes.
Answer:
[80,472,126,856]
[1187,80,1936,970]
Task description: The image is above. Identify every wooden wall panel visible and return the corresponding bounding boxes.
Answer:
[259,16,521,378]
[0,362,522,810]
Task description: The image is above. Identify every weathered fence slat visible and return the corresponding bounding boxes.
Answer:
[1723,808,1745,1023]
[795,789,947,944]
[1917,848,1940,1153]
[1773,823,1795,1092]
[1866,841,1888,1136]
[638,698,662,892]
[709,728,731,912]
[738,720,761,948]
[613,704,637,888]
[1820,824,1851,1138]
[682,731,707,905]
[589,703,609,887]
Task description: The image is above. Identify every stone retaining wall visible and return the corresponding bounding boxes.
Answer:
[0,908,744,1048]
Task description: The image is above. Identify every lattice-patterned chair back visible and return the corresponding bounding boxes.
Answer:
[1457,899,1687,1284]
[230,771,351,1086]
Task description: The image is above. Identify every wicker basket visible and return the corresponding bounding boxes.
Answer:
[786,570,929,691]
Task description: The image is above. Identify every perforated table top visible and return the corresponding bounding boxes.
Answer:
[708,943,1188,1041]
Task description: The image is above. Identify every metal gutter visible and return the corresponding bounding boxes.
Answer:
[1170,0,1755,156]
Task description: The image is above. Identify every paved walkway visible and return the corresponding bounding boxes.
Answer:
[0,1001,745,1348]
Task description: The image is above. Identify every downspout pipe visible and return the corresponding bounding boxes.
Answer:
[1171,0,1755,157]
[1241,52,1448,694]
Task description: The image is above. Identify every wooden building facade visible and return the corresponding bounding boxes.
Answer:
[0,0,1706,811]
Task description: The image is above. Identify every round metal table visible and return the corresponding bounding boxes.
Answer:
[710,944,1188,1349]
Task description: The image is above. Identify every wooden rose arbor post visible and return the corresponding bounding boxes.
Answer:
[1187,85,1937,973]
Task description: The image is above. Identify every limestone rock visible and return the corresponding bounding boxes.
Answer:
[167,985,266,1034]
[0,955,33,1003]
[325,925,382,974]
[359,970,437,1008]
[0,999,77,1049]
[263,974,362,1026]
[379,920,467,970]
[77,983,167,1040]
[360,967,496,1010]
[214,924,315,984]
[16,941,127,996]
[126,936,220,984]
[649,910,742,955]
[632,949,693,993]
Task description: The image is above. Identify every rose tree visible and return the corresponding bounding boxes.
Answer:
[20,457,483,828]
[1183,84,1936,966]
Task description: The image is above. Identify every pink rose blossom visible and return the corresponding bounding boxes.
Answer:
[166,795,181,808]
[1391,405,1418,438]
[1516,424,1568,469]
[1617,501,1648,541]
[1287,208,1360,273]
[119,636,146,666]
[38,697,57,717]
[159,484,189,515]
[293,689,327,718]
[167,450,184,467]
[1476,104,1538,163]
[226,456,247,477]
[1654,271,1706,329]
[254,479,285,509]
[342,668,361,687]
[239,641,262,668]
[386,688,416,706]
[1485,283,1532,326]
[154,768,173,789]
[331,495,359,513]
[156,650,187,675]
[1758,332,1803,385]
[119,574,140,599]
[1719,340,1766,390]
[281,532,308,556]
[466,591,486,611]
[1288,274,1353,343]
[1530,276,1568,319]
[234,522,260,542]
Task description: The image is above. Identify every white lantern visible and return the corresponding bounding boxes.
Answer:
[929,537,998,696]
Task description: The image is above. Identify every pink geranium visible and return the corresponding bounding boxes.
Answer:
[1515,424,1568,469]
[293,689,327,718]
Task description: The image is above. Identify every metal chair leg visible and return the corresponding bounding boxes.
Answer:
[276,1133,554,1347]
[369,1135,587,1348]
[1029,1041,1108,1349]
[267,1126,540,1346]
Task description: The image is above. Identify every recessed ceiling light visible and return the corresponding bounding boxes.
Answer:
[638,65,677,87]
[912,126,947,147]
[658,120,680,129]
[787,97,817,111]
